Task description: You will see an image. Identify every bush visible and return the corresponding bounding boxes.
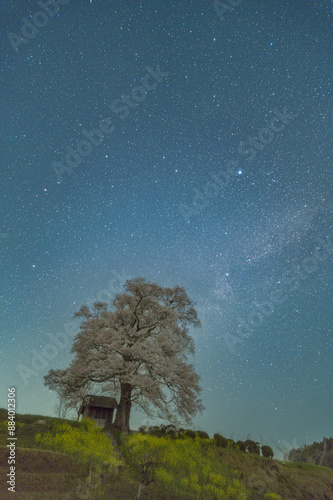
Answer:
[196,430,210,439]
[236,440,246,452]
[245,439,260,455]
[261,445,274,459]
[123,434,248,499]
[184,429,196,439]
[147,425,162,437]
[112,429,124,447]
[35,418,121,474]
[167,430,179,439]
[227,439,235,449]
[214,434,229,448]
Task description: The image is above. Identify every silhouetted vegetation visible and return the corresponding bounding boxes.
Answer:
[245,439,261,455]
[261,445,274,459]
[287,437,333,469]
[213,433,229,448]
[236,440,247,452]
[184,429,197,439]
[195,430,210,439]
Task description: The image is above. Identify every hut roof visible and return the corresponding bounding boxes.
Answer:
[81,395,118,412]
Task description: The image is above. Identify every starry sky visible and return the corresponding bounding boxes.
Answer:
[1,0,332,457]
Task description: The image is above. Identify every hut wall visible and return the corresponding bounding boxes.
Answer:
[104,408,114,430]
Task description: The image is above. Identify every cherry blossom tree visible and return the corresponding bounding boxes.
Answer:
[44,367,93,420]
[44,277,204,433]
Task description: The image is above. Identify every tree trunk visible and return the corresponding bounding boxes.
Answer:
[112,382,132,433]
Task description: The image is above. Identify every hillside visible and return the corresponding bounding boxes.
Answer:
[286,437,333,469]
[1,409,332,499]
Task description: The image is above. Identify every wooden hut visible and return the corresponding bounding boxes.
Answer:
[80,395,118,430]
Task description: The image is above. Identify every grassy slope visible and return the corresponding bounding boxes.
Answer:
[0,409,332,499]
[214,447,333,499]
[0,446,91,500]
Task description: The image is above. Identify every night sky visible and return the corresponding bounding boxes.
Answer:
[1,0,332,458]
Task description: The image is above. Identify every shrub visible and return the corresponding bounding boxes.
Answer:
[261,445,274,459]
[112,429,124,447]
[167,430,179,439]
[35,418,121,474]
[245,439,260,455]
[196,430,210,439]
[236,440,246,452]
[147,425,162,437]
[123,434,248,498]
[214,434,229,448]
[227,439,235,449]
[184,429,196,439]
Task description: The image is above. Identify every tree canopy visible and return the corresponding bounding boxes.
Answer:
[44,277,204,432]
